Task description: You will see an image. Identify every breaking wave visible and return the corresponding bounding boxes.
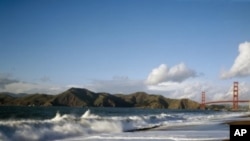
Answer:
[0,110,122,141]
[0,109,249,141]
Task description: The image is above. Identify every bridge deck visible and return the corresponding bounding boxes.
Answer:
[205,100,250,105]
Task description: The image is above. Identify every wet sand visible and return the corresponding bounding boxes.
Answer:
[226,120,250,125]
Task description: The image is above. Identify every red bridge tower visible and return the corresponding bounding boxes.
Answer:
[200,91,206,109]
[232,81,239,110]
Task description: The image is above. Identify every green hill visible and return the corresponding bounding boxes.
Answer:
[0,88,200,109]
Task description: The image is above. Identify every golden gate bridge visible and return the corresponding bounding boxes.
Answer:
[200,82,250,110]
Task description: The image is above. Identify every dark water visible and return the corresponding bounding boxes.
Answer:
[0,106,213,120]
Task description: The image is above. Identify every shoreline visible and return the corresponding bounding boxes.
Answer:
[225,113,250,125]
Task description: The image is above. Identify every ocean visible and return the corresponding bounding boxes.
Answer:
[0,106,249,141]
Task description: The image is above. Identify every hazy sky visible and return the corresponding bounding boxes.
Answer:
[1,0,250,102]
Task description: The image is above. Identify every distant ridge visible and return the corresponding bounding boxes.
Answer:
[0,88,200,109]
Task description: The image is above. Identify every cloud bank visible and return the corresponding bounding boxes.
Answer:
[1,57,250,103]
[3,82,63,94]
[145,63,196,85]
[84,77,145,94]
[221,41,250,79]
[146,80,250,102]
[0,73,18,89]
[0,74,64,94]
[1,72,250,103]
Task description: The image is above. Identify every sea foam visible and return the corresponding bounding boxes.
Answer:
[0,109,249,141]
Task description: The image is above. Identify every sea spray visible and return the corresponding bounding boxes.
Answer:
[0,109,123,141]
[1,107,250,141]
[81,109,100,119]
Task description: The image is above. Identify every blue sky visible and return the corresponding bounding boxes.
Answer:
[0,0,250,101]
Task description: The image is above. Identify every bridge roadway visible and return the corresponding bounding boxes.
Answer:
[205,100,250,105]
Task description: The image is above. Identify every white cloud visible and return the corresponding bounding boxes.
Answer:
[221,41,250,79]
[145,63,196,85]
[3,82,65,94]
[146,80,207,101]
[239,82,250,100]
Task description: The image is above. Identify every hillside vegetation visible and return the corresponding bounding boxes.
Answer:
[0,88,200,109]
